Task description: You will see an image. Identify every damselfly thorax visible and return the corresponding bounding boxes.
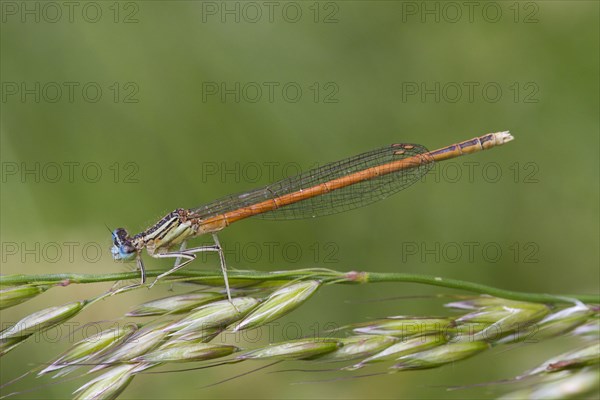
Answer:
[128,209,231,253]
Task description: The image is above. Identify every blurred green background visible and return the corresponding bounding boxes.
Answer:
[1,1,598,398]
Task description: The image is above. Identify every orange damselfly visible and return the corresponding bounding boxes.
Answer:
[111,131,514,300]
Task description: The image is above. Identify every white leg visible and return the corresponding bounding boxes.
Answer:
[148,243,221,288]
[148,251,198,288]
[174,241,187,268]
[110,255,146,295]
[212,233,234,304]
[147,235,235,308]
[168,241,188,291]
[137,256,146,284]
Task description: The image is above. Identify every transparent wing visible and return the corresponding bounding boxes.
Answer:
[190,144,434,221]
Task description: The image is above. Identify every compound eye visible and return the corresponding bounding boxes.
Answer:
[112,228,130,245]
[113,228,125,238]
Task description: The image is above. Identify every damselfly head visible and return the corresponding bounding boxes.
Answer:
[111,228,136,261]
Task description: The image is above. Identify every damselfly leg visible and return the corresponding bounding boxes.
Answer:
[147,234,234,303]
[108,257,147,295]
[166,242,188,291]
[173,241,187,268]
[137,257,146,284]
[210,234,234,305]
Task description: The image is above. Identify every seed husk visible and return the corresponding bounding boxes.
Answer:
[126,292,224,317]
[164,327,223,345]
[166,297,260,334]
[238,338,341,361]
[74,364,137,400]
[391,341,490,370]
[572,317,600,340]
[0,300,86,340]
[353,317,454,337]
[446,296,540,311]
[40,324,138,377]
[352,333,448,369]
[0,285,49,310]
[499,369,600,400]
[132,342,238,363]
[90,321,171,372]
[524,343,600,376]
[498,304,594,344]
[458,303,550,342]
[318,335,398,363]
[0,336,27,356]
[233,280,320,331]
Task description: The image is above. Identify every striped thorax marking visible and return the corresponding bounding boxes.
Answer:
[134,209,196,255]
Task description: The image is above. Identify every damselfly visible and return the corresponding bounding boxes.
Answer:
[111,131,514,300]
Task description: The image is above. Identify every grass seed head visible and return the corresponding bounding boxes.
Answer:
[90,321,171,372]
[498,304,594,344]
[0,285,49,310]
[353,317,454,337]
[454,301,550,342]
[74,364,137,400]
[0,300,86,340]
[126,292,225,317]
[352,333,448,369]
[572,317,600,340]
[468,303,550,342]
[166,297,260,334]
[391,341,490,370]
[445,296,539,311]
[132,342,238,364]
[317,335,398,363]
[0,336,27,356]
[499,368,600,400]
[237,338,341,361]
[39,324,138,377]
[232,280,320,332]
[524,343,600,377]
[163,327,223,345]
